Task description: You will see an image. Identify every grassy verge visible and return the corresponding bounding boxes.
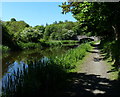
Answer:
[2,40,79,52]
[45,40,79,46]
[103,54,119,80]
[99,40,120,80]
[0,45,10,53]
[72,51,91,72]
[18,42,42,50]
[53,43,92,72]
[2,43,91,97]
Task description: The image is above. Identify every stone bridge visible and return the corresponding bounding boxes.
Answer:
[76,35,99,41]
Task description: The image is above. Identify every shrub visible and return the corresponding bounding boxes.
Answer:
[53,43,91,71]
[18,42,42,49]
[100,40,120,68]
[0,45,10,52]
[2,43,91,97]
[18,27,43,43]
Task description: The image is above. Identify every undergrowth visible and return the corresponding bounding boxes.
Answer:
[2,43,91,97]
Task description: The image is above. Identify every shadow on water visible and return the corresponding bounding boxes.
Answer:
[2,46,69,76]
[2,60,120,97]
[2,59,69,97]
[2,44,120,97]
[2,46,70,96]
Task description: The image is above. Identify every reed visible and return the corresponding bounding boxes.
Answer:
[2,43,91,97]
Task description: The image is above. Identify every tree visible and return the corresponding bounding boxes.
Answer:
[5,19,29,35]
[19,27,43,43]
[60,2,120,40]
[11,18,16,22]
[2,22,20,50]
[58,21,63,24]
[65,20,68,22]
[53,21,58,24]
[44,24,57,40]
[46,23,48,26]
[34,25,45,33]
[43,21,77,40]
[60,1,120,66]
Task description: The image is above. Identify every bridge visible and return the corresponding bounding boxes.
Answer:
[76,35,99,41]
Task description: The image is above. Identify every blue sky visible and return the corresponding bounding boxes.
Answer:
[2,2,76,26]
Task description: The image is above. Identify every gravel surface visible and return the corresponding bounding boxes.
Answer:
[79,46,109,79]
[63,43,120,97]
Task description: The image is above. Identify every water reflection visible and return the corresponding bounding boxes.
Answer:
[0,79,2,96]
[2,46,69,76]
[2,46,73,96]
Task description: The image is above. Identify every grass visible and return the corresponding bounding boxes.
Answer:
[53,43,91,71]
[72,51,91,72]
[99,40,120,80]
[45,40,79,46]
[0,45,10,59]
[18,42,42,50]
[103,54,119,80]
[2,43,92,97]
[90,40,100,45]
[0,45,10,52]
[2,40,79,52]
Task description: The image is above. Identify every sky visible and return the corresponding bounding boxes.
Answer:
[2,2,76,26]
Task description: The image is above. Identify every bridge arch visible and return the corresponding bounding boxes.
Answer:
[76,35,99,43]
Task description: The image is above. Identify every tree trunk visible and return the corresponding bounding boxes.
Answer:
[116,25,120,41]
[112,25,120,68]
[112,25,120,41]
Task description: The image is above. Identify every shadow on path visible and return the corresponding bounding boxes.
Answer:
[62,72,120,97]
[60,43,120,97]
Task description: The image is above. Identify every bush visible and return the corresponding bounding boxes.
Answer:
[43,22,77,40]
[45,40,79,47]
[53,43,91,70]
[2,43,91,97]
[0,45,10,52]
[18,42,42,49]
[18,27,43,43]
[100,40,120,68]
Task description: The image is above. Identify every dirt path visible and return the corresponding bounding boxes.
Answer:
[63,43,120,97]
[79,43,109,78]
[78,43,110,95]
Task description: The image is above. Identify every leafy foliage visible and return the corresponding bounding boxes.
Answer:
[44,21,77,40]
[2,19,45,50]
[10,18,16,22]
[2,21,20,50]
[60,2,120,39]
[60,1,120,68]
[18,27,43,43]
[5,19,29,35]
[2,43,91,97]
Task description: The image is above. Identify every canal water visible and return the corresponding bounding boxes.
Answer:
[2,46,70,76]
[1,46,72,93]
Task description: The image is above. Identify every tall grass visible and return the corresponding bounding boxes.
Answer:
[53,43,91,71]
[2,43,91,97]
[0,45,10,53]
[18,42,42,50]
[45,40,79,46]
[100,40,120,80]
[100,40,120,68]
[2,59,67,97]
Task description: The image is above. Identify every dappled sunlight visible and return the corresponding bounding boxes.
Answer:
[1,1,120,97]
[63,72,119,97]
